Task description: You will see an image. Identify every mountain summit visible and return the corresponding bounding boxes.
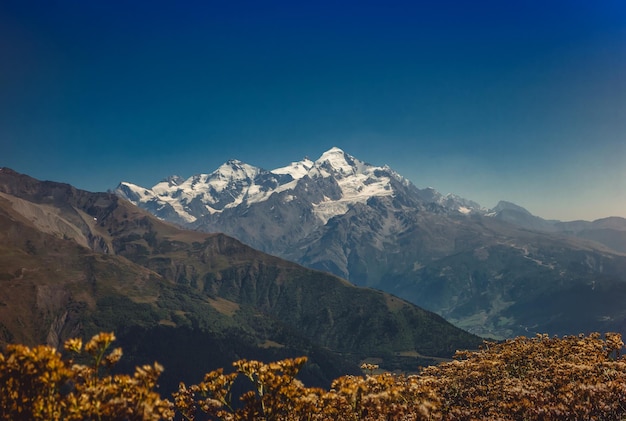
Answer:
[116,147,475,226]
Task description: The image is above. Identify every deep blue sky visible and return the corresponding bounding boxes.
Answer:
[2,0,625,220]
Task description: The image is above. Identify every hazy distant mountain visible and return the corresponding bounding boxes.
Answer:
[489,201,626,253]
[0,167,481,392]
[487,200,558,232]
[117,148,626,339]
[552,217,626,253]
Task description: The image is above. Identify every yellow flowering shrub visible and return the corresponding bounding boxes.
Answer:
[2,332,626,420]
[175,333,626,420]
[0,343,72,420]
[420,332,626,420]
[0,332,173,421]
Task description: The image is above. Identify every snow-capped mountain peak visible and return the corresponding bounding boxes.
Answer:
[115,147,482,227]
[207,160,262,192]
[272,157,314,180]
[314,146,368,178]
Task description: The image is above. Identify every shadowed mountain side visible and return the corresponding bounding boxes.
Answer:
[0,168,481,391]
[279,195,626,338]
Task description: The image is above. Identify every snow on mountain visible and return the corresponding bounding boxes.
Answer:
[272,157,314,179]
[303,147,409,223]
[116,181,198,223]
[439,194,485,214]
[116,147,480,225]
[315,146,366,176]
[118,159,267,222]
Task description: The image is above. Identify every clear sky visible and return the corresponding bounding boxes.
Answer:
[1,0,625,221]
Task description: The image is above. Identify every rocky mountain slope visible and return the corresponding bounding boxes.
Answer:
[0,167,481,391]
[117,148,626,339]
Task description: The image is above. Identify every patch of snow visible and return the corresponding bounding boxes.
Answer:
[273,158,314,179]
[313,200,351,224]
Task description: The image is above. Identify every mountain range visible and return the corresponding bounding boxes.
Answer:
[117,147,626,339]
[0,167,481,392]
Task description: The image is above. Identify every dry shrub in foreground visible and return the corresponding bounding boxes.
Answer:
[421,332,626,420]
[174,358,439,420]
[2,332,626,420]
[176,333,626,421]
[0,332,173,420]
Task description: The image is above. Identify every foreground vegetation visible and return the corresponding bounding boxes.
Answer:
[1,332,626,420]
